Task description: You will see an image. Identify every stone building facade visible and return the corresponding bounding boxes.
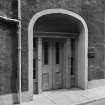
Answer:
[0,0,105,105]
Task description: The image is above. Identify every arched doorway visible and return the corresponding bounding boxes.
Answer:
[28,9,88,94]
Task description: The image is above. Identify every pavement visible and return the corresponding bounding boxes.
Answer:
[20,86,105,105]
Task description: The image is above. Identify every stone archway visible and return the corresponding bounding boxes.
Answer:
[28,9,88,95]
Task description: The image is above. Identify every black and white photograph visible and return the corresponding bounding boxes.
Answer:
[0,0,105,105]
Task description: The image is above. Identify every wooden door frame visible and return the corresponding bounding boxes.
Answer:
[37,37,73,93]
[63,39,71,88]
[37,37,42,93]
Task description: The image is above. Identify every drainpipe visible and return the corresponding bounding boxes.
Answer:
[18,0,21,104]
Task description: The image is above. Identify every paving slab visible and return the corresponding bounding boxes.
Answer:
[18,86,105,105]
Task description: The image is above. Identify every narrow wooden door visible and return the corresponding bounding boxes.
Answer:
[42,39,53,91]
[52,39,63,89]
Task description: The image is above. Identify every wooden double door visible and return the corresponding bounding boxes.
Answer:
[33,37,72,92]
[42,38,64,91]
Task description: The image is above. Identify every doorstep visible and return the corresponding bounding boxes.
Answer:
[16,86,105,105]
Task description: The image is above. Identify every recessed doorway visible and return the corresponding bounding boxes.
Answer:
[33,37,77,93]
[28,9,88,95]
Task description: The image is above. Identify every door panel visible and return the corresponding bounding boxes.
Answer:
[53,40,63,89]
[42,39,52,91]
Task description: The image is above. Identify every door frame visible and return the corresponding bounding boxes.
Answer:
[37,37,72,93]
[28,9,88,96]
[63,39,71,88]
